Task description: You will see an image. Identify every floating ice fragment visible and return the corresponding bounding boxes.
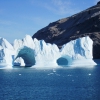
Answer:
[88,73,91,76]
[47,73,54,75]
[68,74,72,76]
[19,74,21,75]
[53,69,56,73]
[55,73,60,76]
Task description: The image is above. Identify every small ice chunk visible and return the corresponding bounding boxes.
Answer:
[68,74,72,76]
[19,74,21,75]
[53,69,56,73]
[88,73,91,76]
[47,73,54,75]
[55,73,60,76]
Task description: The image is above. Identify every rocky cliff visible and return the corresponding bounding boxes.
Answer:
[32,2,100,59]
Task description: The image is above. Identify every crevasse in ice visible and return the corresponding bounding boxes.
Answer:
[0,35,97,68]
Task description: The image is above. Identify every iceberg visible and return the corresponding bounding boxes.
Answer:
[0,35,97,68]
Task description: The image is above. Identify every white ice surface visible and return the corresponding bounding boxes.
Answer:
[0,35,97,68]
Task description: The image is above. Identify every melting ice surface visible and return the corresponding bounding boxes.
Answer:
[0,35,97,68]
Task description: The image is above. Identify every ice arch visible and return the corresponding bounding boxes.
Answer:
[57,55,72,66]
[15,46,36,67]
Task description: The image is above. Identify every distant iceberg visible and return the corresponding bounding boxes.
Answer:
[0,35,97,68]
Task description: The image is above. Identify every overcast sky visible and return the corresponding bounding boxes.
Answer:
[0,0,99,43]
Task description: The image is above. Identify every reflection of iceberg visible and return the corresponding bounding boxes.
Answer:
[0,35,97,68]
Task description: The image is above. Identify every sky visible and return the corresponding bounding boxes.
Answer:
[0,0,99,43]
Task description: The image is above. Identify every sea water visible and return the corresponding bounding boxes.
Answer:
[0,65,100,100]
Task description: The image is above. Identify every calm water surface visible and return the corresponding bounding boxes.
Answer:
[0,65,100,100]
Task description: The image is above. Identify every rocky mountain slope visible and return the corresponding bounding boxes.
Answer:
[32,2,100,59]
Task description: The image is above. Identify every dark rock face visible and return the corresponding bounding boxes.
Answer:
[97,1,100,5]
[32,4,100,59]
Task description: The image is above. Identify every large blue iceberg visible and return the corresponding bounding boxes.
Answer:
[0,35,97,68]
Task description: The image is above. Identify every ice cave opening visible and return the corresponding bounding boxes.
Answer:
[15,46,36,67]
[57,56,72,66]
[57,57,68,65]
